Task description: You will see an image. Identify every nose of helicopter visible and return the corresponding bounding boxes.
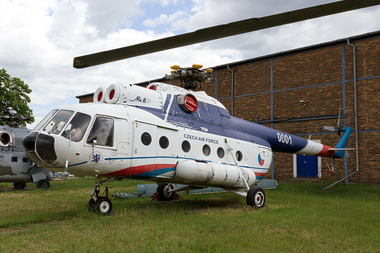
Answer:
[23,132,57,166]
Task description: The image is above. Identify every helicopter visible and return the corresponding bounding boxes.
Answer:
[22,64,353,214]
[22,0,372,215]
[0,112,53,189]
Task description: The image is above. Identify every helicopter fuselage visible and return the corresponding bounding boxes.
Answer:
[23,82,337,190]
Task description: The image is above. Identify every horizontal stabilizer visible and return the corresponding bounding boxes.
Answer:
[328,148,359,151]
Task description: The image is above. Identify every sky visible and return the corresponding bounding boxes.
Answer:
[2,0,380,128]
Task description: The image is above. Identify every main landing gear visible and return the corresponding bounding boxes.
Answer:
[156,183,175,201]
[87,177,113,215]
[246,186,265,208]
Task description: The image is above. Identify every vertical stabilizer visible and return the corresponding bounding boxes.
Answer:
[333,127,353,158]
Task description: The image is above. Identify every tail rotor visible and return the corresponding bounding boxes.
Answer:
[323,105,342,136]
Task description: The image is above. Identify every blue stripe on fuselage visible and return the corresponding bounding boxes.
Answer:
[133,94,308,153]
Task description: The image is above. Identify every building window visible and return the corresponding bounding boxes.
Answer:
[23,157,29,163]
[11,156,18,162]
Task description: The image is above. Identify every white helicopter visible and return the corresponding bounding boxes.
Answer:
[22,64,352,215]
[22,0,372,215]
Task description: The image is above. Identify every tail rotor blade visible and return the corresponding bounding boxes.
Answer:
[323,126,336,132]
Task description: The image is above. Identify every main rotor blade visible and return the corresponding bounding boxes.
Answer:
[73,0,380,68]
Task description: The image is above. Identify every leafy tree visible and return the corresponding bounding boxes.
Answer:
[0,68,34,127]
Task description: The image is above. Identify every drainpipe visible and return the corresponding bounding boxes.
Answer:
[323,39,359,190]
[227,65,234,116]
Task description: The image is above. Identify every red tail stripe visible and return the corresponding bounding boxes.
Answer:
[316,145,336,157]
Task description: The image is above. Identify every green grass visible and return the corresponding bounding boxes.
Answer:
[1,178,379,252]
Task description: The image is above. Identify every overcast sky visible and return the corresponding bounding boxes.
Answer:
[2,0,380,128]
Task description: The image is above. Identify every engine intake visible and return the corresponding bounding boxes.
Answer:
[0,131,12,146]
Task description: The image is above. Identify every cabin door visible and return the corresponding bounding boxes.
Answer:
[131,121,157,177]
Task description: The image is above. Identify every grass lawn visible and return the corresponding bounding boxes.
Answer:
[0,178,379,252]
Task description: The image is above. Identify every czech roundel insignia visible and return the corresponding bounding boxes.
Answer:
[258,153,265,166]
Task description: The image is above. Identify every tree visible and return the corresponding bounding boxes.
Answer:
[0,68,34,127]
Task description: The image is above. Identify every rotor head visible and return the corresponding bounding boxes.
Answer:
[165,64,213,90]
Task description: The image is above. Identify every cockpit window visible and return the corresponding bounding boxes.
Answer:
[86,116,114,147]
[43,110,74,134]
[62,112,91,142]
[34,109,59,130]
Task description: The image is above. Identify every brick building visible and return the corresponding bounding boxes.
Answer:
[77,31,380,184]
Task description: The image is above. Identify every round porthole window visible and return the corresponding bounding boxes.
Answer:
[217,147,225,158]
[182,140,191,153]
[159,136,169,149]
[236,151,243,161]
[141,132,152,146]
[202,144,211,156]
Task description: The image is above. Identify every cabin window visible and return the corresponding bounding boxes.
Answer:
[236,151,243,161]
[23,157,29,163]
[43,110,74,134]
[202,144,211,156]
[34,109,58,130]
[217,147,225,158]
[62,112,91,142]
[159,136,169,149]
[11,156,18,162]
[86,116,114,146]
[141,132,152,146]
[182,140,191,153]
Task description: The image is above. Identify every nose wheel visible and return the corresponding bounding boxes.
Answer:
[88,177,113,215]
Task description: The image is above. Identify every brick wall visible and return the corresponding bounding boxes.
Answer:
[214,33,380,184]
[76,33,380,184]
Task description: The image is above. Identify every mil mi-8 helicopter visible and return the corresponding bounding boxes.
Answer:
[1,111,53,189]
[22,0,373,215]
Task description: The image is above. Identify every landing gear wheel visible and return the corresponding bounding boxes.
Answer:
[87,198,96,212]
[37,179,50,189]
[247,186,265,208]
[96,197,112,215]
[14,182,26,189]
[157,183,174,201]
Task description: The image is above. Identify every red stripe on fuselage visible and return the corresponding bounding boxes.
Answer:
[316,145,336,157]
[255,172,267,177]
[102,164,175,177]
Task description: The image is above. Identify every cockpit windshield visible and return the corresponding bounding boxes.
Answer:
[62,112,91,142]
[34,109,58,130]
[43,110,74,134]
